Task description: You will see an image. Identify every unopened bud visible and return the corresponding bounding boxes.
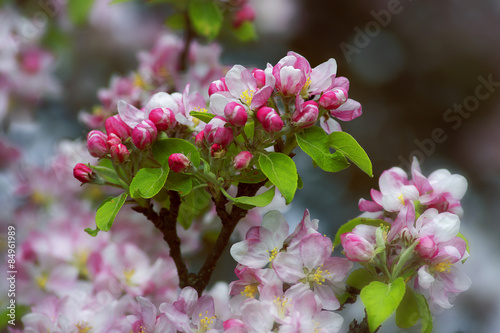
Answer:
[73,163,103,184]
[256,107,283,132]
[318,88,348,110]
[292,100,319,128]
[132,120,158,150]
[205,116,234,146]
[105,115,132,140]
[210,143,225,158]
[234,151,253,170]
[168,153,191,173]
[415,236,438,259]
[195,130,205,147]
[233,4,256,28]
[252,68,266,89]
[224,101,248,127]
[109,143,130,163]
[208,77,228,96]
[340,232,375,262]
[149,107,176,131]
[87,130,108,158]
[107,133,122,147]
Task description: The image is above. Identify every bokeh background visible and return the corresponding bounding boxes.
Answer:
[2,0,500,332]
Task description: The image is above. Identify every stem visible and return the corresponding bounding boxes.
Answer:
[179,11,194,72]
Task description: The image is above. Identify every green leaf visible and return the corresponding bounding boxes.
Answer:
[396,287,420,329]
[233,21,257,41]
[346,268,381,290]
[67,0,94,25]
[360,277,406,332]
[297,173,303,189]
[109,0,130,4]
[188,0,223,40]
[258,153,298,205]
[295,127,349,172]
[329,131,373,177]
[413,290,433,333]
[95,192,128,232]
[189,111,215,124]
[233,168,267,184]
[152,138,200,167]
[457,232,470,263]
[164,172,193,195]
[166,12,186,30]
[333,217,390,247]
[178,187,211,229]
[221,186,275,209]
[129,164,169,199]
[84,227,100,237]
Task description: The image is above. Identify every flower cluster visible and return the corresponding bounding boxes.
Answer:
[342,158,471,310]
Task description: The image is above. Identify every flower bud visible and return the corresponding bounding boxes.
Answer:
[292,100,319,128]
[148,107,176,131]
[87,130,108,158]
[256,107,283,132]
[233,4,256,28]
[109,143,130,163]
[205,116,234,146]
[195,130,205,147]
[132,120,158,150]
[208,77,228,96]
[340,232,375,262]
[318,88,348,110]
[107,133,122,147]
[252,69,266,89]
[234,151,253,170]
[210,143,225,158]
[73,163,93,184]
[168,153,191,173]
[105,115,132,140]
[415,236,438,259]
[224,102,248,127]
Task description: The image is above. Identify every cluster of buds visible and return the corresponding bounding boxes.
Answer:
[341,158,470,310]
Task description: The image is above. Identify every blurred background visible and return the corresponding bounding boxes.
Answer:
[1,0,500,332]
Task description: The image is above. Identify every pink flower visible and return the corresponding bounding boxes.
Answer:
[205,116,234,146]
[168,153,191,173]
[208,77,228,96]
[132,120,158,150]
[148,107,177,131]
[233,151,253,170]
[232,4,256,28]
[340,225,377,262]
[87,130,109,158]
[318,88,348,110]
[292,99,319,128]
[224,101,248,127]
[105,115,132,140]
[256,107,283,132]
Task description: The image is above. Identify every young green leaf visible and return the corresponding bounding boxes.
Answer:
[232,169,267,184]
[67,0,95,25]
[346,268,382,290]
[329,131,373,177]
[129,164,169,199]
[189,111,215,124]
[188,0,223,40]
[95,192,128,232]
[333,217,390,247]
[152,138,200,167]
[221,186,275,209]
[233,21,257,41]
[295,127,349,172]
[457,232,470,263]
[396,288,421,329]
[258,153,298,204]
[166,12,186,30]
[360,277,406,332]
[164,172,193,196]
[413,290,433,333]
[177,187,211,229]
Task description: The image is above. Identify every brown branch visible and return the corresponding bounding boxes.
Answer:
[348,310,380,333]
[179,11,195,72]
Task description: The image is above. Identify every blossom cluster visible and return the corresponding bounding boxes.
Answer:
[342,158,471,310]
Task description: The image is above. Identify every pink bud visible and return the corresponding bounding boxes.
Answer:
[318,88,348,110]
[105,115,132,140]
[340,233,375,262]
[233,4,256,28]
[73,163,93,183]
[87,130,108,158]
[210,143,225,158]
[168,153,191,173]
[132,120,158,150]
[21,48,43,74]
[109,143,130,163]
[195,130,205,147]
[107,133,121,148]
[148,107,176,131]
[205,116,234,146]
[234,151,253,170]
[292,100,319,128]
[415,236,438,259]
[252,68,266,89]
[224,102,248,127]
[208,77,228,96]
[256,107,283,132]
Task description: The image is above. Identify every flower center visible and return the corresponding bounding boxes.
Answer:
[191,106,208,126]
[305,264,330,285]
[267,247,278,262]
[273,296,290,319]
[241,284,258,298]
[300,76,312,98]
[134,73,146,89]
[124,269,136,286]
[36,272,48,290]
[398,194,405,206]
[198,312,216,333]
[75,321,92,333]
[434,260,452,273]
[240,89,255,106]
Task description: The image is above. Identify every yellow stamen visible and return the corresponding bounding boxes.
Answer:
[434,260,452,273]
[241,284,258,298]
[240,89,255,106]
[123,269,136,286]
[191,106,207,126]
[398,194,405,205]
[300,77,312,98]
[198,311,216,332]
[273,296,290,319]
[75,321,92,333]
[134,73,146,89]
[309,264,330,285]
[36,272,48,290]
[267,247,279,262]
